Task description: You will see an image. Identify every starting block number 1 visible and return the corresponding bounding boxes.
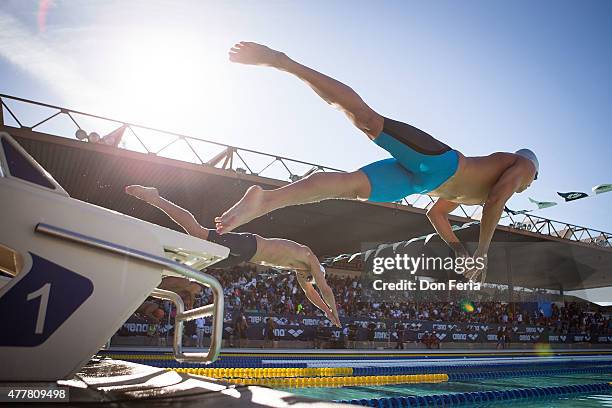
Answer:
[27,283,51,334]
[0,253,93,347]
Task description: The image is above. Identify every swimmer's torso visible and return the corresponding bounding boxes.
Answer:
[250,236,311,273]
[430,152,520,205]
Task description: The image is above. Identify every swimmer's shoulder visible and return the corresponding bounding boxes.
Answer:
[462,151,517,167]
[463,151,512,160]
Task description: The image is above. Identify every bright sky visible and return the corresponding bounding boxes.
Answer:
[1,0,611,235]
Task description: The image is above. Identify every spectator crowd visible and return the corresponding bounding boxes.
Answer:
[129,265,611,346]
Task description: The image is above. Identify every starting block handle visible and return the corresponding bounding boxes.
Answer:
[34,223,225,363]
[151,288,221,363]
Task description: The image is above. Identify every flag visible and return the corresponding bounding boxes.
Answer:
[528,197,557,209]
[504,206,530,215]
[348,253,362,263]
[592,184,612,195]
[557,191,589,202]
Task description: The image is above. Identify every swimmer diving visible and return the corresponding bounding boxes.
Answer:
[215,42,539,283]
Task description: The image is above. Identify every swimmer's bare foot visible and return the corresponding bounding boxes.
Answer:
[229,42,288,68]
[215,185,266,234]
[125,185,159,204]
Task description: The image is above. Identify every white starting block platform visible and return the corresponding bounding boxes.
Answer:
[0,131,231,382]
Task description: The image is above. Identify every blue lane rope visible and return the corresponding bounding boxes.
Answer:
[137,359,612,370]
[336,382,612,407]
[104,351,612,370]
[133,357,612,371]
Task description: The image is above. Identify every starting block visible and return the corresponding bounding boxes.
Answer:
[0,132,230,381]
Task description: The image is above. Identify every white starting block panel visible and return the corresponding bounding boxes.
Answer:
[0,132,229,381]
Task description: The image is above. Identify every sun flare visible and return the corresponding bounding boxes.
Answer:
[110,30,231,132]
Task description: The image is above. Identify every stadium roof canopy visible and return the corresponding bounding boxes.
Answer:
[5,126,611,292]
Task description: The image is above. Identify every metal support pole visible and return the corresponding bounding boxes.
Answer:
[505,247,515,308]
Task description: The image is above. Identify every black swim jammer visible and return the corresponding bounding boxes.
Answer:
[206,230,258,269]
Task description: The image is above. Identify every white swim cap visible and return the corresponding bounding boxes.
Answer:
[515,149,539,178]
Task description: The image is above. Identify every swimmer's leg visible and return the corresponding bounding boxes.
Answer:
[216,158,417,233]
[125,185,210,239]
[215,170,371,233]
[231,43,458,171]
[230,42,384,139]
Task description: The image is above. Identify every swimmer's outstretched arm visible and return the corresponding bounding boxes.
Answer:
[306,255,341,327]
[295,273,340,327]
[465,161,532,282]
[476,165,526,255]
[125,185,210,240]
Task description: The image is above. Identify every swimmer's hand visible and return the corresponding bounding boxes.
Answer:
[324,308,341,328]
[125,185,160,203]
[464,252,488,284]
[454,249,471,281]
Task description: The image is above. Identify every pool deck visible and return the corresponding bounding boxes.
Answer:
[15,358,348,407]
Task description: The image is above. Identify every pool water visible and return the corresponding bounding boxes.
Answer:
[282,373,612,406]
[107,350,612,407]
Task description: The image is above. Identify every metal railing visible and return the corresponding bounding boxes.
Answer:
[503,212,612,248]
[0,94,343,182]
[1,94,610,249]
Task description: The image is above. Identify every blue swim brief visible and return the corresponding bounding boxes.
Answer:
[360,117,459,202]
